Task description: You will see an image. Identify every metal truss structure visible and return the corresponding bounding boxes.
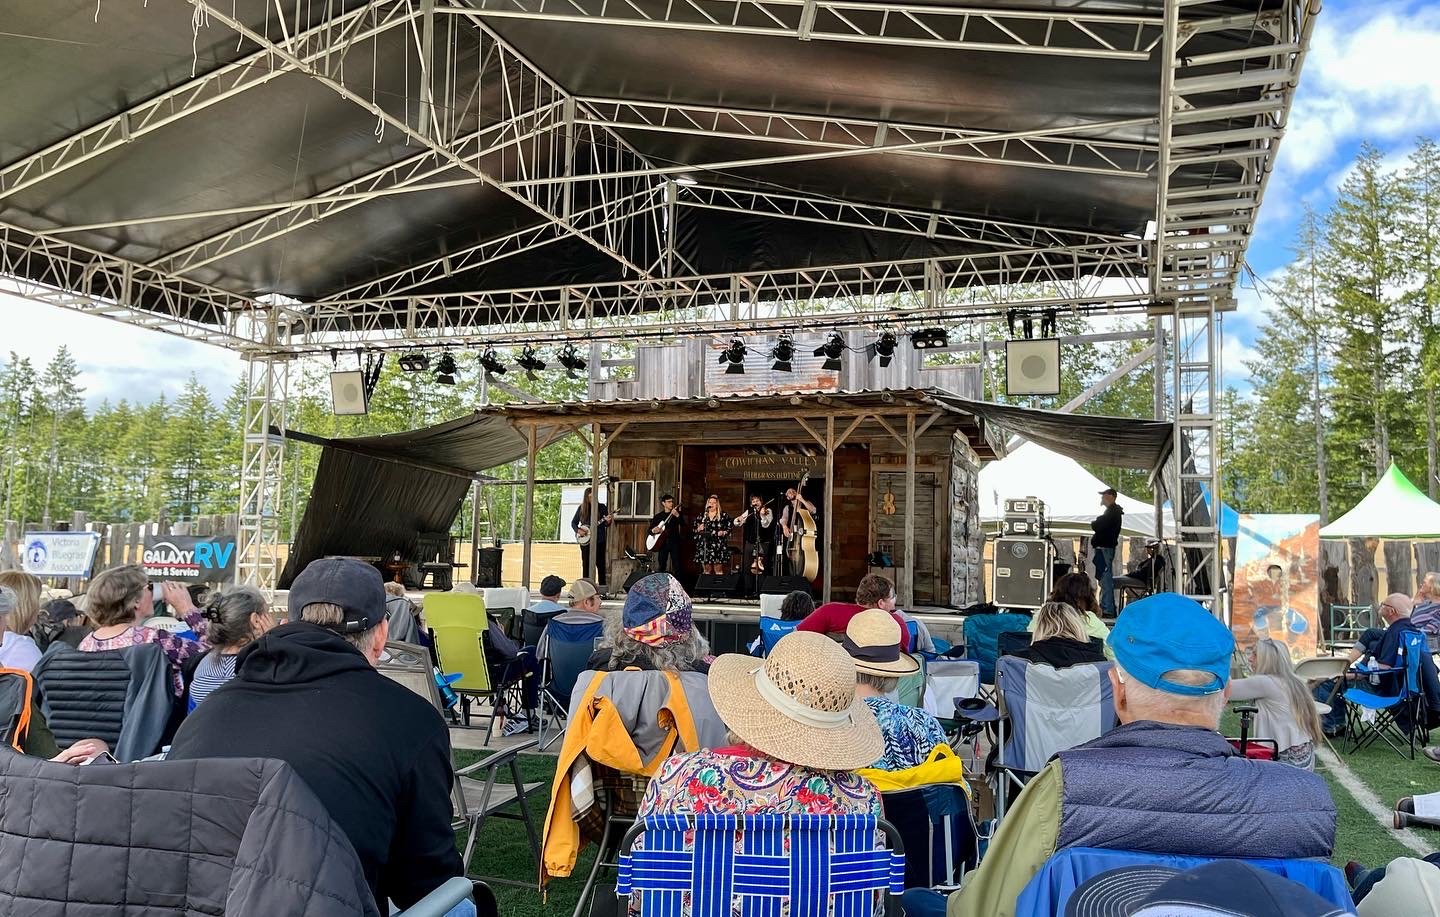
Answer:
[0,0,1320,593]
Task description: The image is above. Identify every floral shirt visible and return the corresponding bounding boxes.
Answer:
[78,609,208,696]
[864,696,946,771]
[632,748,881,917]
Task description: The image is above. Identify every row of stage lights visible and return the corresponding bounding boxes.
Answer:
[396,344,589,382]
[718,327,949,375]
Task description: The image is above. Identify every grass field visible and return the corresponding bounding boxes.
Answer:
[452,721,1440,915]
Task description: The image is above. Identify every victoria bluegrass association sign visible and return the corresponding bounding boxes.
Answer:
[21,532,102,578]
[142,535,238,585]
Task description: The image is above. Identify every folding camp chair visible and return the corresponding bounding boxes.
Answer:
[993,656,1116,819]
[1328,604,1376,653]
[431,625,504,743]
[881,784,978,891]
[536,616,605,751]
[1346,630,1429,759]
[962,613,1032,685]
[1014,847,1351,917]
[895,654,927,708]
[617,814,906,916]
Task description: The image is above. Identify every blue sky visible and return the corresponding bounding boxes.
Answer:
[5,0,1440,407]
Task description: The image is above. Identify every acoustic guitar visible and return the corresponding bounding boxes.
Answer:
[786,471,819,581]
[646,510,680,551]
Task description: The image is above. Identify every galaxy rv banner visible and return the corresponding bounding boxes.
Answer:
[142,535,238,585]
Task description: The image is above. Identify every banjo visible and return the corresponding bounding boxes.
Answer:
[576,513,612,547]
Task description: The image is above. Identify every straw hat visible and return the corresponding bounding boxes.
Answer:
[708,631,883,771]
[843,608,920,677]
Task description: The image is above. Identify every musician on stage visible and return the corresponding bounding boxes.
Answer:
[647,494,684,574]
[733,494,776,575]
[693,494,732,576]
[570,486,612,586]
[778,486,818,576]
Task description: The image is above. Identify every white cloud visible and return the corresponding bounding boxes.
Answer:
[1221,331,1259,391]
[0,294,244,408]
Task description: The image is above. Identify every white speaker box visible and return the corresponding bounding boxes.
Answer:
[330,370,368,416]
[1005,339,1062,396]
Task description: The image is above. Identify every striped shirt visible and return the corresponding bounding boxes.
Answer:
[187,653,239,711]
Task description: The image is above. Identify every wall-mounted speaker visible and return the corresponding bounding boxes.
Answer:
[1005,339,1062,396]
[330,370,369,416]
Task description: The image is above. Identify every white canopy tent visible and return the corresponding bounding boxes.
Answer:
[980,442,1174,539]
[1320,463,1440,540]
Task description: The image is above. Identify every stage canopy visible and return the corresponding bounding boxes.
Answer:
[979,442,1173,538]
[1320,463,1440,541]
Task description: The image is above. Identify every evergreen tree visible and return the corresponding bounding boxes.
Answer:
[1400,136,1440,497]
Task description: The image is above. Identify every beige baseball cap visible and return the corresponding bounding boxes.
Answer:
[567,579,599,604]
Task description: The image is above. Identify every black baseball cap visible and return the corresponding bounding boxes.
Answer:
[1065,860,1349,917]
[287,558,387,634]
[1099,487,1118,497]
[540,574,566,597]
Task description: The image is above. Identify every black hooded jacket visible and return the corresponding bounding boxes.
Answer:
[167,622,462,911]
[1090,503,1124,549]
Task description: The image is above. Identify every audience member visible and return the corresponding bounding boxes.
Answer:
[32,597,91,652]
[181,585,276,711]
[1348,593,1420,672]
[167,558,462,913]
[751,589,814,655]
[797,573,912,651]
[1013,602,1107,668]
[534,578,603,662]
[1412,573,1440,636]
[78,567,206,695]
[843,609,945,770]
[381,582,421,644]
[1068,860,1347,916]
[945,593,1335,917]
[587,573,711,674]
[447,582,535,737]
[1040,573,1112,646]
[0,573,42,648]
[1230,638,1325,770]
[0,582,41,671]
[1347,854,1440,912]
[522,574,568,645]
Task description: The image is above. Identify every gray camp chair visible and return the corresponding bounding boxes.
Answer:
[993,655,1117,820]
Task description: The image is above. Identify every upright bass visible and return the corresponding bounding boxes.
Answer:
[785,471,819,581]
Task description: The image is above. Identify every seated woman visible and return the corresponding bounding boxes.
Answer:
[1231,638,1325,770]
[78,566,208,696]
[181,586,276,711]
[0,572,43,671]
[1042,572,1113,637]
[751,589,815,656]
[587,573,712,674]
[1013,601,1108,669]
[636,631,882,860]
[842,608,946,770]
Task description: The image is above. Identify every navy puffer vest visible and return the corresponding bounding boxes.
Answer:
[1055,721,1335,859]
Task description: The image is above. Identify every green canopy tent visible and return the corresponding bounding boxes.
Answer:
[1320,463,1440,541]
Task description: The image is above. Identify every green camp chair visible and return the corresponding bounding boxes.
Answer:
[432,624,502,745]
[423,592,488,629]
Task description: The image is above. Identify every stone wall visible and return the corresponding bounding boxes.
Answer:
[950,434,984,606]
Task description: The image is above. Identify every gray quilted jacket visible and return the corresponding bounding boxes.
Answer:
[0,750,382,916]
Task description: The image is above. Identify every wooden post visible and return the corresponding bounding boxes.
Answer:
[823,415,835,604]
[68,511,88,592]
[0,520,17,572]
[470,479,483,584]
[902,413,916,607]
[588,421,602,589]
[520,424,537,589]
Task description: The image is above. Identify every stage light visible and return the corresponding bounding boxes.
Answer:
[868,331,898,367]
[814,332,845,372]
[434,352,458,385]
[398,352,430,373]
[1005,310,1018,338]
[770,335,795,372]
[1041,308,1058,339]
[1022,316,1035,340]
[910,328,949,350]
[558,344,588,378]
[517,346,547,378]
[718,337,747,374]
[479,348,507,376]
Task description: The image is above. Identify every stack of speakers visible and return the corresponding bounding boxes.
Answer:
[992,497,1053,610]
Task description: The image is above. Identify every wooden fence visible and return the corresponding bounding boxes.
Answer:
[0,513,238,593]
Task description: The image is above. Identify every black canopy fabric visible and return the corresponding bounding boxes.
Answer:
[930,394,1173,472]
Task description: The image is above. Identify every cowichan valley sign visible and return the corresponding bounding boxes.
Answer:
[717,454,819,481]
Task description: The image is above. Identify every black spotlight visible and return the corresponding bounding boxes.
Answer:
[398,351,430,373]
[814,332,844,372]
[1041,308,1058,339]
[868,331,898,367]
[911,327,949,350]
[557,344,588,378]
[517,346,547,378]
[479,348,507,376]
[718,337,747,374]
[434,352,458,385]
[770,334,795,372]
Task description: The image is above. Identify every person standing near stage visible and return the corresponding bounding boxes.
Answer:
[733,494,776,575]
[1090,486,1123,617]
[647,495,685,574]
[571,487,612,588]
[693,495,733,576]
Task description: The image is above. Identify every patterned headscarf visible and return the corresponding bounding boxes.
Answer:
[621,573,695,646]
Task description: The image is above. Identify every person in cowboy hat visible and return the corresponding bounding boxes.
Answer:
[843,608,946,771]
[634,632,884,869]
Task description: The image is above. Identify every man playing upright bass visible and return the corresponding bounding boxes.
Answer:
[778,484,818,578]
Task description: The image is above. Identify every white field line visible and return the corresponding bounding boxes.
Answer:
[1318,745,1438,857]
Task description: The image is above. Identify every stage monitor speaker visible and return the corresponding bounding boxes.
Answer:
[472,547,503,588]
[1005,339,1062,396]
[758,576,814,597]
[694,573,741,597]
[992,537,1052,610]
[330,370,369,415]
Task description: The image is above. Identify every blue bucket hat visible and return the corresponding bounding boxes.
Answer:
[1107,593,1233,697]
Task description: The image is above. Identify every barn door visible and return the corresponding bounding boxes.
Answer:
[874,472,938,605]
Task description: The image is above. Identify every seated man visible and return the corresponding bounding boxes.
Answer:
[535,578,604,663]
[382,582,421,644]
[521,574,569,646]
[168,558,463,914]
[1347,594,1421,684]
[946,593,1335,917]
[797,573,912,652]
[1112,540,1167,593]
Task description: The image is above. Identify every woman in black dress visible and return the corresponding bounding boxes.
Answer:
[693,494,733,575]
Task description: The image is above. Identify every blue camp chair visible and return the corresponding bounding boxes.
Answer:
[1014,847,1351,916]
[617,814,906,917]
[881,784,977,891]
[1346,629,1430,759]
[962,613,1032,684]
[756,616,801,656]
[536,616,605,751]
